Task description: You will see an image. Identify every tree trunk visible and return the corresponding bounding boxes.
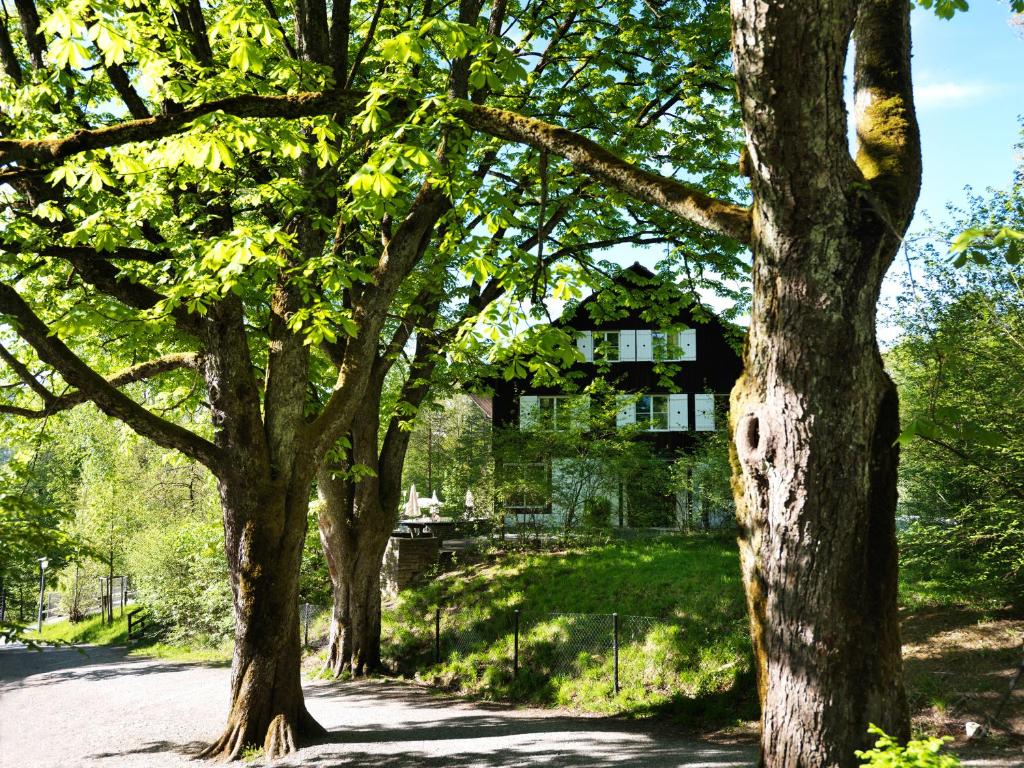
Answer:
[199,479,325,760]
[317,462,396,677]
[726,0,919,761]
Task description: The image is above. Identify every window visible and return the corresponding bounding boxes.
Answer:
[504,462,550,513]
[652,331,672,361]
[617,393,688,431]
[539,396,572,431]
[593,331,620,361]
[653,329,696,361]
[636,394,670,431]
[520,395,589,431]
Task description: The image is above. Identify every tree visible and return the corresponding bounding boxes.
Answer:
[0,0,741,755]
[0,0,468,756]
[1,0,988,761]
[309,0,743,677]
[890,168,1024,606]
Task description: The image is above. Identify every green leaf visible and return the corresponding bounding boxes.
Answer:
[380,32,423,64]
[49,37,91,70]
[1007,240,1022,265]
[228,38,265,74]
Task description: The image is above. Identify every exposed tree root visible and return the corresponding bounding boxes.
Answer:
[196,720,248,762]
[264,714,297,760]
[197,708,323,762]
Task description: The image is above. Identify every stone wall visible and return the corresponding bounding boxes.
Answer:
[381,536,440,594]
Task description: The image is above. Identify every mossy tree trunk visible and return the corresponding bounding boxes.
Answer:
[201,477,324,759]
[727,0,921,763]
[316,445,397,677]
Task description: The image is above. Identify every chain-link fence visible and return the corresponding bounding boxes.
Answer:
[299,602,331,648]
[427,606,684,695]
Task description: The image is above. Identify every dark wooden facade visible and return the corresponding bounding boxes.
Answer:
[489,262,744,456]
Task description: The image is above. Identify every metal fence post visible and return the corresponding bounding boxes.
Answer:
[612,613,620,694]
[434,607,441,663]
[513,609,520,678]
[302,603,309,648]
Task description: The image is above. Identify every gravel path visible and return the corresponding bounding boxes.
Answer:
[0,643,754,767]
[1,644,1017,768]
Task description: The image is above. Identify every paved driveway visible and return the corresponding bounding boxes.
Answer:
[3,645,1015,768]
[0,644,754,767]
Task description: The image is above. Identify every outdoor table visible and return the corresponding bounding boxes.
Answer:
[399,517,455,538]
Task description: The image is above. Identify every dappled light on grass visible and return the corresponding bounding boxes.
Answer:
[378,535,757,727]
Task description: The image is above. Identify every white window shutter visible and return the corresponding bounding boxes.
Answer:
[576,331,593,362]
[694,394,715,431]
[669,393,689,431]
[678,328,697,361]
[635,330,653,361]
[519,395,539,429]
[619,330,636,362]
[616,395,635,427]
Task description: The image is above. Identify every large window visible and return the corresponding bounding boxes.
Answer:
[520,394,589,431]
[635,395,670,431]
[593,331,620,361]
[504,462,550,513]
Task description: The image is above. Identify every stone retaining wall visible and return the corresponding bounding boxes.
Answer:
[382,536,440,594]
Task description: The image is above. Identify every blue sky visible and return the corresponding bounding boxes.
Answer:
[909,2,1022,227]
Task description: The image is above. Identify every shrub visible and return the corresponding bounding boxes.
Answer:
[127,517,233,645]
[856,725,960,768]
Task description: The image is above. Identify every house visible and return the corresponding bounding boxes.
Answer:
[484,263,743,529]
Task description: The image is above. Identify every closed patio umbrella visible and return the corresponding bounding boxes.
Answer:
[404,484,419,519]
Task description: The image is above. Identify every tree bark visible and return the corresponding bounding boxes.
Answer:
[199,476,324,760]
[316,409,401,677]
[728,0,919,763]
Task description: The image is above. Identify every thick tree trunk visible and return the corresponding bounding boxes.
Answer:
[732,308,908,767]
[728,0,919,763]
[199,479,325,760]
[196,295,326,761]
[317,462,396,677]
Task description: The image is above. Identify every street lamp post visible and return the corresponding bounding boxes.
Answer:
[36,557,49,634]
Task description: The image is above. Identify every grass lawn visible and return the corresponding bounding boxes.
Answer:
[378,533,758,729]
[27,612,131,645]
[25,610,232,664]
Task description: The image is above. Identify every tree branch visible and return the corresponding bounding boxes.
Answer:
[34,244,167,263]
[0,90,364,166]
[0,86,750,246]
[453,103,752,243]
[853,0,921,223]
[12,0,44,70]
[0,14,22,86]
[0,283,222,468]
[0,341,53,403]
[18,245,208,336]
[103,62,151,120]
[0,352,200,418]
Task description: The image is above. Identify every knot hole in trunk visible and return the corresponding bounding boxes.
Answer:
[736,411,768,472]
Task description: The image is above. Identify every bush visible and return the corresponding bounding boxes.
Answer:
[856,726,960,768]
[127,517,233,645]
[581,497,613,530]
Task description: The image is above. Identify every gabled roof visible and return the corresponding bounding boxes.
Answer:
[556,261,709,331]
